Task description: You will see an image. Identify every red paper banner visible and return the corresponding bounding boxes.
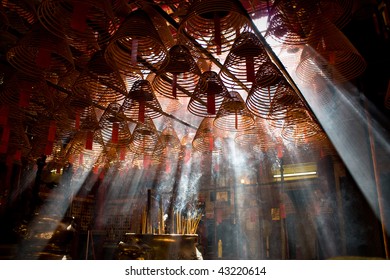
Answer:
[75,111,80,130]
[85,131,94,150]
[14,150,22,161]
[143,154,151,169]
[71,3,89,32]
[19,90,31,108]
[112,123,119,143]
[246,56,255,82]
[45,141,54,155]
[47,121,56,142]
[0,106,9,126]
[1,126,11,143]
[120,147,126,160]
[206,92,216,115]
[35,48,52,68]
[209,136,214,151]
[280,203,286,219]
[277,145,283,159]
[138,100,145,123]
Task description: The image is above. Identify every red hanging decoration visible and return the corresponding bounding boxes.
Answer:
[35,48,52,68]
[93,166,99,174]
[277,145,283,159]
[166,162,171,173]
[18,90,31,108]
[14,150,22,161]
[85,131,94,150]
[143,154,151,169]
[0,106,9,126]
[214,13,222,55]
[329,51,336,65]
[112,123,119,143]
[280,203,286,219]
[245,56,255,82]
[172,73,177,98]
[138,100,145,123]
[47,120,56,141]
[184,149,191,163]
[75,111,80,130]
[70,3,89,32]
[45,141,54,155]
[120,147,126,160]
[1,126,11,143]
[209,136,214,151]
[207,92,216,115]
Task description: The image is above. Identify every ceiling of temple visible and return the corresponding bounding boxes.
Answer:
[0,0,389,169]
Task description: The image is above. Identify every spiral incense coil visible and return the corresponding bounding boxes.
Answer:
[178,0,251,55]
[0,73,56,118]
[246,77,298,121]
[296,18,366,84]
[188,71,229,118]
[219,32,268,89]
[315,0,353,29]
[192,117,224,154]
[128,117,161,156]
[234,117,276,152]
[105,9,168,76]
[153,44,201,99]
[213,91,255,131]
[98,102,132,148]
[6,23,74,79]
[159,121,181,152]
[72,50,127,107]
[281,108,324,144]
[266,2,314,45]
[121,79,162,123]
[37,0,118,52]
[1,0,37,34]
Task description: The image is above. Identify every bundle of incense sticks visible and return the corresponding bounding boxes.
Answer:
[174,210,203,235]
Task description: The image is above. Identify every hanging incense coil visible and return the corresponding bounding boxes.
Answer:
[296,18,366,84]
[281,108,324,144]
[98,102,132,148]
[266,1,314,45]
[121,79,163,123]
[0,73,56,119]
[6,23,74,79]
[1,0,37,34]
[159,120,181,152]
[37,0,117,52]
[104,9,168,76]
[1,119,31,157]
[188,71,229,117]
[315,0,353,29]
[234,117,276,152]
[128,117,161,155]
[219,32,268,89]
[153,44,201,99]
[72,50,127,107]
[247,77,298,121]
[178,0,251,55]
[192,117,224,154]
[214,91,255,131]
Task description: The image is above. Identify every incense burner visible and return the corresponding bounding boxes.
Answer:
[117,233,199,260]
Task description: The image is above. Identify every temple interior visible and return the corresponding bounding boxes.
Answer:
[0,0,390,260]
